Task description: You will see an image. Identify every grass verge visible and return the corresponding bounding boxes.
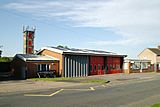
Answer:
[30,77,84,81]
[151,103,160,107]
[29,77,107,84]
[82,79,107,84]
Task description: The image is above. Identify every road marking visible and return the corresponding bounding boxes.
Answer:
[64,87,95,91]
[24,87,95,97]
[49,89,64,96]
[24,93,51,97]
[90,87,95,91]
[24,89,64,97]
[64,89,91,91]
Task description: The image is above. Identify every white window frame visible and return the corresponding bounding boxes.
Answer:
[37,64,50,72]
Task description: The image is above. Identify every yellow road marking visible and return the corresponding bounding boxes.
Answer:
[24,87,95,97]
[49,89,64,96]
[24,89,64,97]
[64,87,95,91]
[24,94,51,97]
[90,87,95,91]
[64,89,91,91]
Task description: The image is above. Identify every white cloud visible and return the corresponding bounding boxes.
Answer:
[88,39,135,46]
[4,0,160,46]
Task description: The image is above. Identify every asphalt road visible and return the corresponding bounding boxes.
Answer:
[1,79,160,107]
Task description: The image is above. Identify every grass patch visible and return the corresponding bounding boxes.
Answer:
[30,77,84,82]
[29,77,107,84]
[151,103,160,107]
[82,79,107,84]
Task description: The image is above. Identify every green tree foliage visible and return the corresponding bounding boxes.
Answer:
[57,45,69,49]
[0,57,11,62]
[0,50,2,57]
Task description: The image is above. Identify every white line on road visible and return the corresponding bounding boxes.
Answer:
[24,89,64,97]
[90,87,95,91]
[49,89,64,96]
[24,87,95,97]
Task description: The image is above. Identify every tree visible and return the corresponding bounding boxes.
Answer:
[57,45,69,49]
[0,50,2,57]
[0,45,2,57]
[57,45,64,48]
[0,57,11,62]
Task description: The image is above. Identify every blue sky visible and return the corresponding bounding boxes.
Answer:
[0,0,160,58]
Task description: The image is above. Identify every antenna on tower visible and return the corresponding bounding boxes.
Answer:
[32,26,36,31]
[26,26,29,30]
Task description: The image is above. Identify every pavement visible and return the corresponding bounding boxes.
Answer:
[0,72,160,95]
[0,80,83,94]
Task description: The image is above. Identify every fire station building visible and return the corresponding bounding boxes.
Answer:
[38,46,126,77]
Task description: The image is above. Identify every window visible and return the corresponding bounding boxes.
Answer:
[27,48,32,53]
[141,62,148,69]
[102,65,104,70]
[110,64,112,69]
[112,64,115,69]
[105,65,108,71]
[94,65,97,71]
[116,64,120,70]
[89,65,92,71]
[158,64,160,70]
[37,64,41,71]
[37,64,50,72]
[28,40,32,46]
[28,32,33,38]
[98,64,101,70]
[131,62,140,70]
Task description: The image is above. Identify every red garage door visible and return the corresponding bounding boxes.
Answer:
[107,57,122,74]
[89,56,105,75]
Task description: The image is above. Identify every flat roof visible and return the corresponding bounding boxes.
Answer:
[39,46,127,57]
[124,59,151,63]
[15,54,59,62]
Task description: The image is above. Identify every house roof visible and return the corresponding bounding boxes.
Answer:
[148,48,160,55]
[15,54,59,62]
[39,46,127,57]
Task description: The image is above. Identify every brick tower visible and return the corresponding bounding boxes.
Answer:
[23,26,35,54]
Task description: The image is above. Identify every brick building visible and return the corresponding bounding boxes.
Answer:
[11,54,59,79]
[38,46,126,77]
[138,46,160,72]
